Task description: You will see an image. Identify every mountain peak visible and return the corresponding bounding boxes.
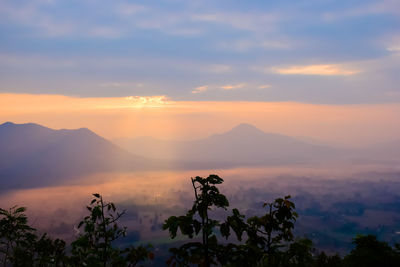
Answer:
[229,123,264,134]
[0,122,49,132]
[208,123,267,140]
[0,121,15,127]
[1,121,43,127]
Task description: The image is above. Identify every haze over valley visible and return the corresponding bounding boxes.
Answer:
[1,121,400,254]
[2,121,400,190]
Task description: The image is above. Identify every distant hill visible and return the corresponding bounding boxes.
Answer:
[0,122,156,189]
[2,122,398,190]
[115,123,342,166]
[352,139,400,164]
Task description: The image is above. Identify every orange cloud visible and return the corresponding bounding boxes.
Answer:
[272,64,360,76]
[192,85,208,94]
[221,83,245,90]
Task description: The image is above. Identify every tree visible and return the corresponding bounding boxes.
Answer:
[33,233,67,266]
[343,235,400,267]
[163,175,299,267]
[0,206,67,266]
[313,252,342,267]
[281,238,314,267]
[0,206,36,266]
[163,175,229,266]
[245,195,298,265]
[71,193,153,266]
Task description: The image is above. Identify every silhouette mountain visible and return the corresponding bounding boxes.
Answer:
[115,123,341,165]
[3,122,397,190]
[353,139,400,163]
[0,122,155,189]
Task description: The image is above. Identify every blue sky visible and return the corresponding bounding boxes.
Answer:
[1,0,399,104]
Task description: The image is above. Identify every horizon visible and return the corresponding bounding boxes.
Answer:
[2,120,400,149]
[1,94,400,147]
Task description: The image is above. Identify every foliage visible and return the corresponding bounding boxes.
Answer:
[163,175,299,266]
[70,193,126,265]
[0,206,66,266]
[343,234,400,267]
[313,252,342,267]
[0,206,36,266]
[33,234,68,266]
[163,175,229,266]
[280,238,314,267]
[70,193,153,266]
[245,195,298,265]
[2,174,400,266]
[1,194,152,267]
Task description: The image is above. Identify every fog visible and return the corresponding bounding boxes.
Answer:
[2,163,400,253]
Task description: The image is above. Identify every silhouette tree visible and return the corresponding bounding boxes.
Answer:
[33,233,67,266]
[343,234,400,267]
[6,181,400,267]
[245,195,298,265]
[313,251,342,267]
[71,193,153,266]
[0,206,66,266]
[0,206,36,266]
[163,175,300,266]
[163,175,229,266]
[280,238,314,267]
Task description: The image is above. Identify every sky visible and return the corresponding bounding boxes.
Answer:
[2,93,400,146]
[0,0,400,145]
[0,0,399,104]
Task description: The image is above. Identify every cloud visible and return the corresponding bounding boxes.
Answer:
[322,0,400,22]
[99,82,144,88]
[208,64,232,73]
[89,26,123,39]
[192,85,208,94]
[193,83,268,93]
[386,36,400,52]
[218,39,292,52]
[116,3,147,16]
[0,1,283,39]
[192,12,279,34]
[124,95,169,108]
[100,82,124,87]
[0,1,75,37]
[272,64,360,76]
[258,84,271,89]
[221,83,246,90]
[387,45,400,52]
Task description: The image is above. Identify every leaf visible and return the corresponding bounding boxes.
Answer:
[220,222,230,239]
[15,206,27,213]
[148,252,155,260]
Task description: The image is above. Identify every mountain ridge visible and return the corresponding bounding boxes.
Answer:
[115,123,342,164]
[0,122,158,189]
[2,122,399,190]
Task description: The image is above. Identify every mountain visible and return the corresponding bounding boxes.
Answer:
[115,123,342,166]
[353,139,400,163]
[3,122,397,190]
[0,122,155,189]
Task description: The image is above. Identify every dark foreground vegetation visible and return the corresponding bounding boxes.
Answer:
[1,175,400,266]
